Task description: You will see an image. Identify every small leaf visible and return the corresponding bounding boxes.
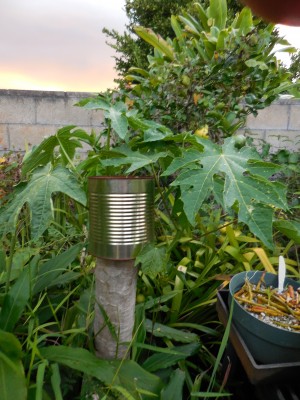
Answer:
[245,59,268,70]
[144,319,199,343]
[105,104,128,140]
[143,343,200,373]
[134,26,175,60]
[0,259,36,332]
[208,0,227,29]
[0,330,26,400]
[235,7,253,35]
[75,96,110,111]
[135,244,167,279]
[33,243,83,295]
[101,147,168,174]
[274,220,300,244]
[161,369,186,400]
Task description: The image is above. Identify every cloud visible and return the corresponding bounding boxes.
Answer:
[0,0,127,92]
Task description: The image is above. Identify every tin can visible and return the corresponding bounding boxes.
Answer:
[88,176,154,260]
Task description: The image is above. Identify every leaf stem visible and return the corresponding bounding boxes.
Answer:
[5,230,17,293]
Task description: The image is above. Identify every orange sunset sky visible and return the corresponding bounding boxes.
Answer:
[0,0,299,94]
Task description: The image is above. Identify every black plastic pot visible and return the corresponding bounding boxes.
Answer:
[229,271,300,364]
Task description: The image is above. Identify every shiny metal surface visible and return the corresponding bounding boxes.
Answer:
[88,176,154,259]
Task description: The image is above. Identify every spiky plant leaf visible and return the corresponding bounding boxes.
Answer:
[0,164,86,239]
[163,137,287,248]
[22,126,90,175]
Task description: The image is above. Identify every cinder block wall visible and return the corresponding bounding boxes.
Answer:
[0,89,103,153]
[0,89,299,154]
[240,98,300,153]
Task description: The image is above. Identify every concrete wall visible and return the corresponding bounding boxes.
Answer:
[0,89,103,154]
[240,98,300,153]
[0,89,299,154]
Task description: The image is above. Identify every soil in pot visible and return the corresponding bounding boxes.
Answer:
[229,271,300,364]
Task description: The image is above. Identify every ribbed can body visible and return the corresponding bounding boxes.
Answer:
[88,176,154,260]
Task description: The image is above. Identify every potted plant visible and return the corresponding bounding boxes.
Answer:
[229,268,300,364]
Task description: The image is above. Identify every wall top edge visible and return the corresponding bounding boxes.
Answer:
[0,89,300,105]
[0,89,98,98]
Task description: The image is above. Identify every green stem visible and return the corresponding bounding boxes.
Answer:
[5,230,17,293]
[151,165,179,231]
[106,122,111,151]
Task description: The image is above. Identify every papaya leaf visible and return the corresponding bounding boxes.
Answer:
[135,244,167,279]
[75,96,110,111]
[105,102,128,140]
[165,137,287,248]
[101,146,168,174]
[128,115,172,141]
[0,165,86,239]
[22,126,89,175]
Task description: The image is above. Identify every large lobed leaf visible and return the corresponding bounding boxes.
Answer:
[163,137,287,248]
[0,164,87,240]
[101,145,168,174]
[22,126,91,175]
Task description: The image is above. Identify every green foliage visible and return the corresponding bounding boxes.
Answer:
[0,330,26,400]
[0,164,86,240]
[103,0,243,76]
[0,0,299,398]
[0,152,22,203]
[166,138,287,247]
[41,346,164,399]
[121,5,298,139]
[135,243,167,278]
[290,49,300,81]
[77,95,289,247]
[103,0,195,74]
[160,369,185,400]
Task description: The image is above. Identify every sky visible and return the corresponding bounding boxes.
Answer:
[0,0,299,94]
[0,0,127,93]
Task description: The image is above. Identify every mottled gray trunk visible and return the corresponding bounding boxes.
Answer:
[94,258,137,359]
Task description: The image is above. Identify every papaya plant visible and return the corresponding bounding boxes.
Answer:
[76,95,288,249]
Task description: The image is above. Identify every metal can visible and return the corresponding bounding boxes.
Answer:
[88,176,154,260]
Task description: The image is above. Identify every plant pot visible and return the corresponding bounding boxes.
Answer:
[229,271,300,364]
[88,176,154,260]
